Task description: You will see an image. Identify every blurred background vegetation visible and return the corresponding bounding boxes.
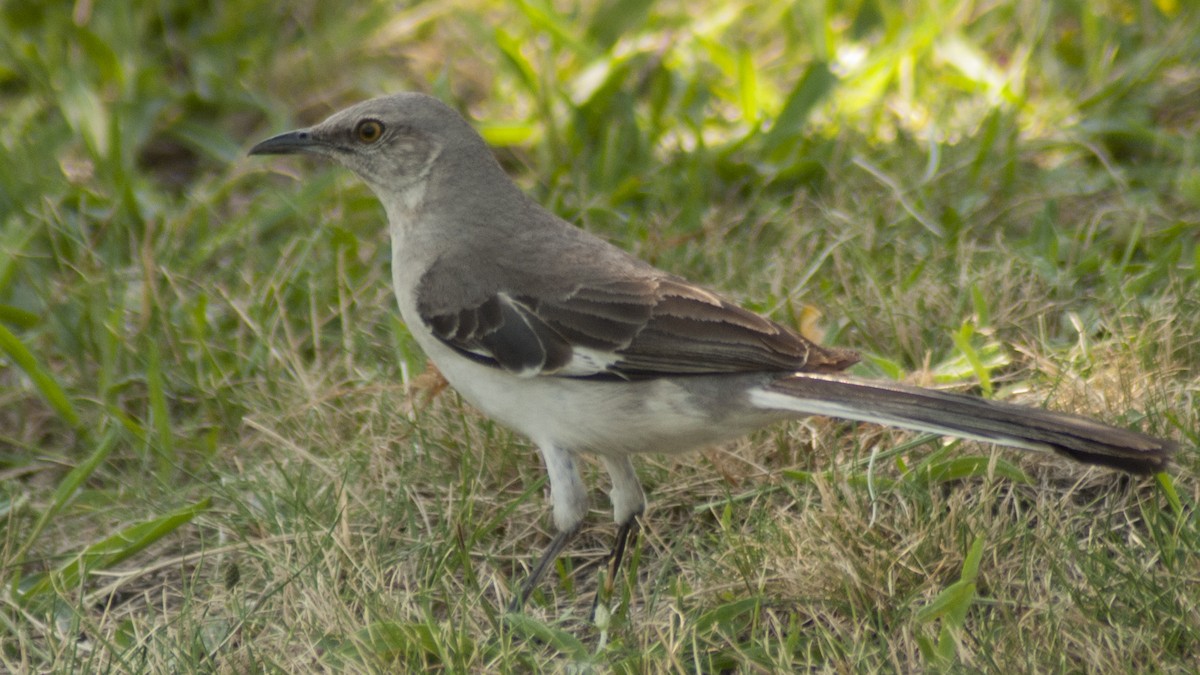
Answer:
[1,0,1197,671]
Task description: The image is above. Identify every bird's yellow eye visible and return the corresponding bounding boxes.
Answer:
[355,119,384,144]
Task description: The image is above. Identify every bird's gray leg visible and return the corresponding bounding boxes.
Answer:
[508,443,589,612]
[598,455,645,604]
[510,524,579,612]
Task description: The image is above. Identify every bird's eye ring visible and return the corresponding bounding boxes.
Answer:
[355,119,384,144]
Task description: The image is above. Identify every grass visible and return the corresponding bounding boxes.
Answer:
[2,0,1198,671]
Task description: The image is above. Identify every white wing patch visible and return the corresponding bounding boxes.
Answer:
[554,346,622,377]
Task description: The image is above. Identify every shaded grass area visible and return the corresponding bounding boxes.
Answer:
[1,0,1198,671]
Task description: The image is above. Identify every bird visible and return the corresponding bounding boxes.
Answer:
[249,92,1175,611]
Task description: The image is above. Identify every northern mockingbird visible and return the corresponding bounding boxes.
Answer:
[250,92,1175,610]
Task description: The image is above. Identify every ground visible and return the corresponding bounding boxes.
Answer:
[1,0,1197,671]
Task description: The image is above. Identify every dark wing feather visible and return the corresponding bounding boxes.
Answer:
[610,279,820,375]
[418,266,858,379]
[423,293,574,375]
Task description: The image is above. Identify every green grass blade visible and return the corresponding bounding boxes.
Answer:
[8,427,120,594]
[736,47,761,125]
[693,596,761,634]
[960,534,984,584]
[910,456,1031,485]
[0,322,81,429]
[762,61,836,150]
[1157,472,1182,517]
[914,579,976,624]
[18,498,211,602]
[0,304,39,328]
[503,614,588,659]
[950,322,992,396]
[586,0,654,50]
[493,28,539,95]
[146,338,175,471]
[323,620,476,669]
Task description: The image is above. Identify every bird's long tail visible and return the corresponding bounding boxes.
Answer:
[752,373,1175,474]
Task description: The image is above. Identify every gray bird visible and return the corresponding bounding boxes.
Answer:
[250,92,1175,611]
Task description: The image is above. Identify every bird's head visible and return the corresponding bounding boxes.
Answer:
[250,92,484,194]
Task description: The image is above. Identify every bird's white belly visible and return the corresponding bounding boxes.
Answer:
[423,333,735,454]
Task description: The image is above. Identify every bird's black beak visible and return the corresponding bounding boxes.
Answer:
[248,128,320,156]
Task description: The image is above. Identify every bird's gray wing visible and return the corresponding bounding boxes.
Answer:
[417,265,859,379]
